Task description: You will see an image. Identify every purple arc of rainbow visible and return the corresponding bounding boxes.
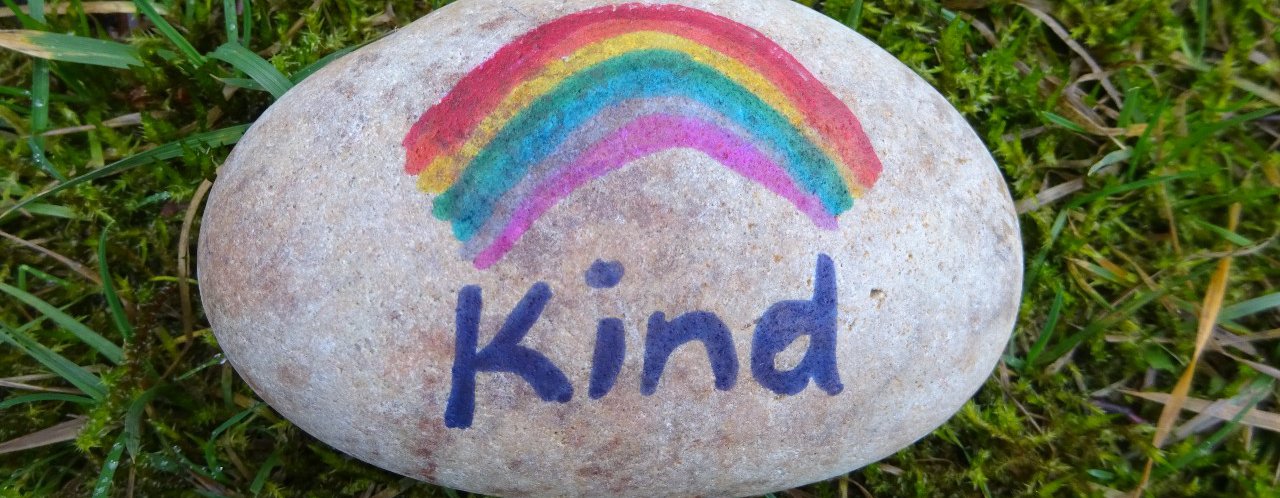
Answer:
[403,3,884,269]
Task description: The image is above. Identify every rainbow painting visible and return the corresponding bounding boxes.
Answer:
[402,3,884,269]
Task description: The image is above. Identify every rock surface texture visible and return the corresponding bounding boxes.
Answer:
[198,0,1024,496]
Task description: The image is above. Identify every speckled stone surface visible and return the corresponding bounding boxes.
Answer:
[197,0,1024,496]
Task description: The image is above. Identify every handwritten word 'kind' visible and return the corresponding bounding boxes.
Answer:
[444,254,843,429]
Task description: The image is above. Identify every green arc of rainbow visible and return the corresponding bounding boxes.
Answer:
[403,3,884,269]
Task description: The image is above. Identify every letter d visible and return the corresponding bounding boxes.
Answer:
[750,253,844,396]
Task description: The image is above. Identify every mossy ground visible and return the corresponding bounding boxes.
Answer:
[2,0,1278,496]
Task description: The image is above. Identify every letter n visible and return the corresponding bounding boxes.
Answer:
[444,283,573,429]
[750,253,844,396]
[641,311,739,395]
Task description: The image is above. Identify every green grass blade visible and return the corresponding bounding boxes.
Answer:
[123,386,160,458]
[0,0,46,29]
[1169,107,1278,158]
[291,44,361,83]
[132,0,205,65]
[1194,219,1254,246]
[1040,111,1088,134]
[175,353,225,380]
[1087,148,1132,176]
[0,321,106,400]
[211,402,260,439]
[27,0,43,22]
[0,30,141,68]
[217,76,265,92]
[209,42,292,99]
[1220,292,1280,322]
[90,433,127,498]
[0,85,89,101]
[17,203,76,218]
[28,51,64,181]
[1193,0,1208,60]
[70,0,91,35]
[1034,286,1171,369]
[1023,209,1068,293]
[201,402,260,477]
[248,447,281,494]
[1068,172,1204,210]
[844,0,864,30]
[0,392,94,409]
[26,137,60,180]
[1023,170,1201,295]
[0,124,250,220]
[1037,264,1210,369]
[98,225,135,342]
[240,0,252,46]
[221,0,238,43]
[160,441,217,481]
[1023,287,1064,369]
[0,282,124,364]
[18,265,71,290]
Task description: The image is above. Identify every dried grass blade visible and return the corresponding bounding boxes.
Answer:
[0,379,82,394]
[1221,351,1280,381]
[0,392,94,409]
[1122,390,1280,434]
[1171,379,1272,442]
[0,30,140,68]
[1016,178,1083,214]
[42,112,142,137]
[1017,1,1123,105]
[178,180,212,340]
[1132,203,1240,495]
[0,1,168,18]
[1233,78,1280,108]
[0,416,87,454]
[0,229,102,284]
[161,179,213,378]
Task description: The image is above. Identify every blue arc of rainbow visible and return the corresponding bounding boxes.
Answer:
[403,3,884,269]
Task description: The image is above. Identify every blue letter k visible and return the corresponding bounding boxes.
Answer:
[444,282,573,429]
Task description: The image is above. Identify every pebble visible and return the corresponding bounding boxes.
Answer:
[198,0,1024,496]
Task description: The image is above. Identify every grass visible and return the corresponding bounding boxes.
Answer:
[1,0,1278,496]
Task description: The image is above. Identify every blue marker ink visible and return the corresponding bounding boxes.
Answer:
[444,254,844,428]
[641,311,739,395]
[586,262,627,399]
[588,318,626,399]
[585,259,625,289]
[750,254,844,395]
[444,283,573,429]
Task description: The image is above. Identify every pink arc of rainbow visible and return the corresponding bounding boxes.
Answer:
[473,113,838,269]
[402,3,885,269]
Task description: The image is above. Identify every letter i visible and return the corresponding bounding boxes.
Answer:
[585,259,626,399]
[589,319,624,399]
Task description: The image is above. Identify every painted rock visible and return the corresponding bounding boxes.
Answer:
[197,0,1023,496]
